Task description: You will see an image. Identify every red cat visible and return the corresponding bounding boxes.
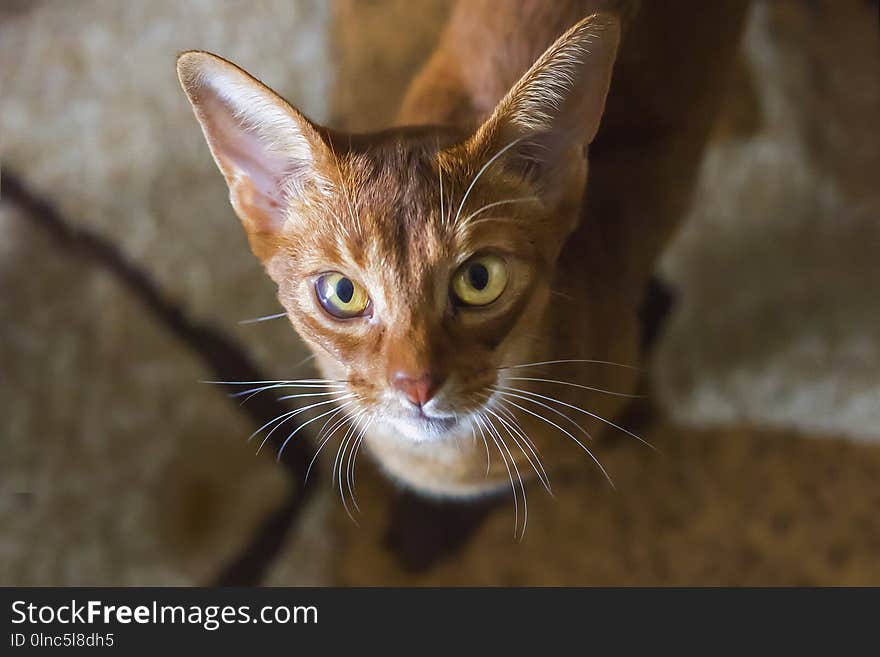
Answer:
[178,1,746,522]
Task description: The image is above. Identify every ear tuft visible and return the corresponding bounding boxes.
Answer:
[467,14,620,200]
[497,14,620,140]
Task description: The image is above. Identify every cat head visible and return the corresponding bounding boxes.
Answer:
[178,15,619,446]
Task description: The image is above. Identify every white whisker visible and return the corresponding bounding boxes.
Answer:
[239,386,340,405]
[458,196,540,227]
[276,390,348,402]
[248,395,344,444]
[273,401,357,462]
[505,376,643,398]
[229,380,346,403]
[484,413,527,541]
[253,394,354,451]
[472,415,492,475]
[479,414,522,539]
[491,386,593,440]
[453,137,523,228]
[333,411,367,524]
[498,358,641,371]
[491,390,615,488]
[495,384,656,452]
[329,138,361,236]
[438,148,445,226]
[238,312,287,325]
[484,404,551,495]
[346,415,374,514]
[496,403,543,456]
[305,405,359,485]
[204,378,343,386]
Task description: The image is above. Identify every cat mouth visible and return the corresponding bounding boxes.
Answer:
[387,408,461,441]
[417,412,458,431]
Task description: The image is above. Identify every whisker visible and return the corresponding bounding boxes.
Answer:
[490,391,615,489]
[328,138,361,239]
[458,196,540,226]
[343,414,369,511]
[247,409,297,444]
[496,403,543,457]
[504,376,643,399]
[247,395,342,445]
[459,214,525,234]
[273,401,358,462]
[495,384,656,452]
[253,394,355,451]
[234,386,343,406]
[276,390,348,402]
[479,414,521,539]
[348,134,363,230]
[336,426,357,522]
[227,380,346,403]
[304,403,356,487]
[235,382,345,396]
[346,415,374,515]
[203,378,343,386]
[237,312,287,325]
[331,440,353,522]
[287,353,318,371]
[484,404,551,495]
[333,411,367,524]
[332,411,364,486]
[497,359,642,372]
[484,395,552,494]
[438,146,445,226]
[453,137,523,228]
[305,406,359,485]
[472,415,492,476]
[314,404,351,443]
[484,413,527,541]
[490,386,594,441]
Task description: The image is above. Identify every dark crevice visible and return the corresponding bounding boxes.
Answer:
[1,167,316,586]
[638,275,677,357]
[384,491,502,572]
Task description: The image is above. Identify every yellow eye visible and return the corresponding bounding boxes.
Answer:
[315,272,371,319]
[452,254,508,307]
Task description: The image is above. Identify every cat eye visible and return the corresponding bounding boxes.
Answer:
[315,272,371,319]
[451,254,509,307]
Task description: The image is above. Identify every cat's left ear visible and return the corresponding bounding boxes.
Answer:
[177,51,333,255]
[468,13,620,204]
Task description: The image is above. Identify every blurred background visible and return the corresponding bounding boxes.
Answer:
[1,0,878,585]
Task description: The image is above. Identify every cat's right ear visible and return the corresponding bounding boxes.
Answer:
[177,51,332,252]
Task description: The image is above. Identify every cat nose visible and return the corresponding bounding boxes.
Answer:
[391,371,441,407]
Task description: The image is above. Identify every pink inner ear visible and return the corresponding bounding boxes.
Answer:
[198,93,295,232]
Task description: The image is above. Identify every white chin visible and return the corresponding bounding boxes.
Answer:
[387,415,460,443]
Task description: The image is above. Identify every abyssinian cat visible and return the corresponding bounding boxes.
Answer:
[178,1,742,523]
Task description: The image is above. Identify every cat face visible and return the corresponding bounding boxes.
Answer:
[262,131,569,442]
[178,16,619,447]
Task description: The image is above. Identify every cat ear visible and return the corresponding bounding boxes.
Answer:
[177,51,332,238]
[469,14,620,201]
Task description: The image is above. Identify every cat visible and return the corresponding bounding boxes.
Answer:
[177,1,745,514]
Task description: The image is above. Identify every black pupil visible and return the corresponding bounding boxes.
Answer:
[468,263,490,290]
[336,277,354,303]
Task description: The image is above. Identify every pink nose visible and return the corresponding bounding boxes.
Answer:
[392,372,440,407]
